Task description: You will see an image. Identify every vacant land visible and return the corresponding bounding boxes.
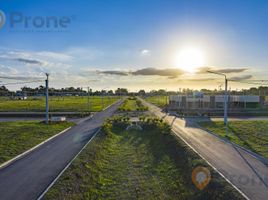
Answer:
[198,120,268,159]
[0,121,74,164]
[118,97,148,111]
[44,118,243,200]
[144,95,168,108]
[0,96,120,112]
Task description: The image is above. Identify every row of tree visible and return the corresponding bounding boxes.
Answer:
[0,85,267,96]
[0,86,129,96]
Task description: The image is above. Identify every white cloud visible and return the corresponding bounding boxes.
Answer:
[140,49,151,56]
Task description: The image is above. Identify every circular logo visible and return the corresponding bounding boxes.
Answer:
[192,166,211,190]
[0,10,6,29]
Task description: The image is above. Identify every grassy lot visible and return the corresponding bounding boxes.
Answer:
[0,121,74,164]
[144,95,168,108]
[0,96,120,112]
[44,118,243,200]
[198,120,268,159]
[118,97,148,111]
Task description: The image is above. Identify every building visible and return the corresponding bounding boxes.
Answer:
[169,93,265,110]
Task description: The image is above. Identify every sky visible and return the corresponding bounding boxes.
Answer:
[0,0,268,91]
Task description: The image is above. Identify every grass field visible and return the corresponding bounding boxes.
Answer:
[0,121,74,165]
[0,96,120,112]
[144,95,168,108]
[118,97,148,111]
[198,120,268,159]
[44,118,243,200]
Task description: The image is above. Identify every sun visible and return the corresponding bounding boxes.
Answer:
[175,47,205,73]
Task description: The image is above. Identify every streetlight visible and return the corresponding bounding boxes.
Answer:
[101,87,109,110]
[207,70,228,126]
[45,73,49,124]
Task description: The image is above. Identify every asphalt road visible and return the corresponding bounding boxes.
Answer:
[0,100,122,200]
[140,98,268,200]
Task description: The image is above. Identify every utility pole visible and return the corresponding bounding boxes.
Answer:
[166,88,168,113]
[207,71,228,126]
[102,91,104,110]
[87,87,90,112]
[45,73,49,124]
[224,77,228,125]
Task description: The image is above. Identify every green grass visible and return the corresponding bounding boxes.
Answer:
[198,120,268,159]
[144,95,168,108]
[44,118,243,200]
[118,97,148,111]
[0,96,120,112]
[0,121,74,164]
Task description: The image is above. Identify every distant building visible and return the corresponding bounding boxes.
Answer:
[169,93,265,110]
[15,92,28,100]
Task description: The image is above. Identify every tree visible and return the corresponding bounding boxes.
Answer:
[138,89,146,96]
[115,88,128,96]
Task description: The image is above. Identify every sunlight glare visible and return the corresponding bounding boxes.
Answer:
[175,47,205,73]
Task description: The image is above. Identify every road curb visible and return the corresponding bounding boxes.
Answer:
[0,126,72,170]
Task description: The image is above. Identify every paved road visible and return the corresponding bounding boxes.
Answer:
[140,98,268,200]
[0,100,122,200]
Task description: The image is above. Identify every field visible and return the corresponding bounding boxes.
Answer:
[118,97,148,111]
[0,96,120,112]
[198,120,268,159]
[44,118,243,200]
[144,95,168,108]
[0,121,74,164]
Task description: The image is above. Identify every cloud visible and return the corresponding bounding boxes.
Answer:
[97,70,129,76]
[0,76,39,80]
[35,51,73,62]
[181,78,216,82]
[97,68,184,78]
[140,49,151,56]
[132,68,184,77]
[0,64,18,75]
[215,68,248,73]
[229,75,253,81]
[197,67,248,74]
[15,58,43,65]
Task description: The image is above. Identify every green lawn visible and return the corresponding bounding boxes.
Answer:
[44,118,243,200]
[118,97,148,111]
[0,121,74,164]
[198,120,268,159]
[0,96,120,112]
[144,95,168,108]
